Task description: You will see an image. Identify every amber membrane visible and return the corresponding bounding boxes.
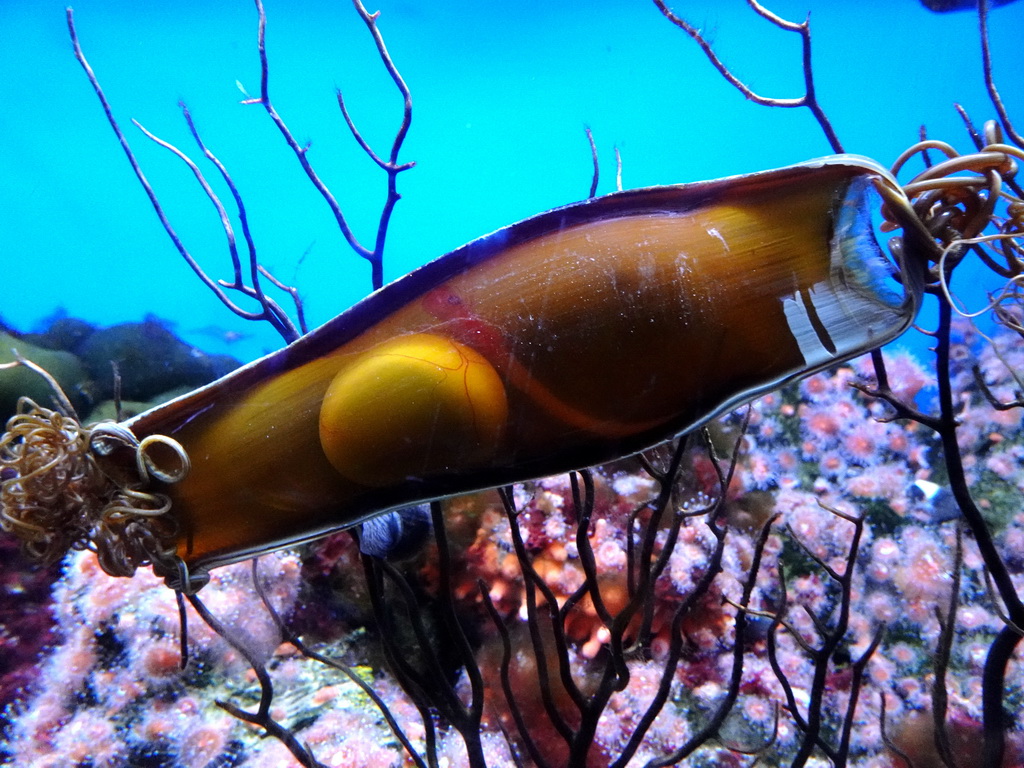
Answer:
[124,156,924,574]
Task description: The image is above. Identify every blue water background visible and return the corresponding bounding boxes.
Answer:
[1,0,1022,364]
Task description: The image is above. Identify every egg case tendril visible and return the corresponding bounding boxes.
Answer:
[0,358,189,584]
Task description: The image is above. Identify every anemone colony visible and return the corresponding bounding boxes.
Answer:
[2,1,1024,767]
[5,326,1024,766]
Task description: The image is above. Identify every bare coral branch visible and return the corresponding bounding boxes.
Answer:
[930,294,1024,766]
[179,104,307,334]
[652,0,843,152]
[344,0,415,290]
[857,349,943,429]
[978,0,1024,149]
[652,513,779,767]
[931,524,964,768]
[131,117,302,340]
[836,625,885,765]
[584,126,600,199]
[68,8,303,342]
[251,0,414,291]
[186,591,327,768]
[70,0,414,340]
[974,363,1024,411]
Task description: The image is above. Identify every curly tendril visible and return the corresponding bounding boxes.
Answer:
[881,121,1024,299]
[0,360,190,580]
[0,398,105,564]
[866,121,1024,354]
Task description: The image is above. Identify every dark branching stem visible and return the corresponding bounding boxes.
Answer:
[479,579,545,768]
[652,0,844,154]
[647,511,777,768]
[752,503,877,767]
[69,0,413,346]
[360,553,442,766]
[346,0,415,290]
[974,364,1024,411]
[358,503,492,768]
[179,104,307,334]
[66,8,303,343]
[856,350,942,430]
[248,559,428,768]
[978,0,1023,149]
[641,563,730,762]
[932,297,1024,766]
[789,505,868,767]
[131,114,302,340]
[497,485,580,746]
[568,470,631,761]
[584,126,600,199]
[186,591,327,768]
[576,442,696,765]
[932,524,964,768]
[427,499,489,766]
[880,694,915,768]
[481,437,730,767]
[838,627,885,766]
[251,0,414,291]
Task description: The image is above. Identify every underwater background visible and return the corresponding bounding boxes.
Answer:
[3,2,1024,767]
[0,0,1021,360]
